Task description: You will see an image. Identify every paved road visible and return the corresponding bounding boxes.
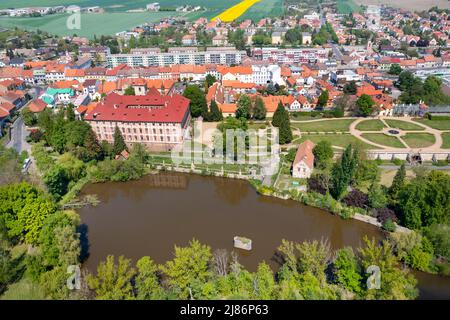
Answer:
[331,44,344,60]
[6,116,26,153]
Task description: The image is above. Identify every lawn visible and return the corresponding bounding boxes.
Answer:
[442,133,450,149]
[355,119,386,131]
[294,133,372,149]
[385,119,424,131]
[291,119,355,132]
[402,133,436,148]
[361,133,406,148]
[414,118,450,130]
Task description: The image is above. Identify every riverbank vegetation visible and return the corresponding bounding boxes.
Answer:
[85,238,417,300]
[283,141,449,276]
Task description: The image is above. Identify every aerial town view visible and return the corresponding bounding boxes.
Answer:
[0,0,449,310]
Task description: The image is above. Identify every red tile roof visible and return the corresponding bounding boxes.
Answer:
[84,92,190,123]
[293,140,315,169]
[28,99,47,113]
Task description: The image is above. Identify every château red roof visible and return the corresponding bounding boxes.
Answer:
[84,92,190,123]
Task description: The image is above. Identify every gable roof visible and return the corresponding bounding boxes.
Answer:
[293,140,315,169]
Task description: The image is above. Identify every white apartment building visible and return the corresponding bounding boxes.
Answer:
[107,47,247,67]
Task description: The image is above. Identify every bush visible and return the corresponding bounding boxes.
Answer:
[342,190,369,209]
[340,206,356,219]
[392,158,405,166]
[376,207,398,224]
[382,218,396,232]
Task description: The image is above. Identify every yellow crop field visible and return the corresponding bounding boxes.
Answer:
[212,0,261,22]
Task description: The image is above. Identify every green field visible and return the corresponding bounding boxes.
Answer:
[292,119,354,132]
[336,0,361,14]
[385,119,424,131]
[442,133,450,149]
[402,133,436,148]
[0,0,240,11]
[0,12,189,38]
[414,119,450,130]
[238,0,284,21]
[355,119,386,131]
[361,133,406,148]
[0,0,246,37]
[294,133,372,149]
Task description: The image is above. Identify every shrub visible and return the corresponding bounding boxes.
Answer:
[376,207,398,224]
[340,206,356,219]
[342,190,369,209]
[382,218,396,232]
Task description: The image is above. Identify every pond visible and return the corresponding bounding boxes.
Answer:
[78,172,450,300]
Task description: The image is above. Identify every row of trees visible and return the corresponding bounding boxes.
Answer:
[235,95,267,120]
[85,238,418,300]
[397,72,450,105]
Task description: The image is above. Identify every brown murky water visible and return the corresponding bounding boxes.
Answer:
[78,172,450,300]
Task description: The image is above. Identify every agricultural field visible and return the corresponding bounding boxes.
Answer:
[0,12,187,38]
[354,0,450,11]
[336,0,362,14]
[0,1,245,37]
[212,0,261,22]
[0,0,240,11]
[238,0,284,21]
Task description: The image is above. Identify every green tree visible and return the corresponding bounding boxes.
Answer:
[313,140,334,169]
[208,100,223,122]
[205,74,216,88]
[389,163,406,200]
[359,237,418,300]
[333,247,362,294]
[317,90,329,108]
[272,101,292,144]
[123,86,135,96]
[253,262,277,299]
[368,182,387,209]
[39,211,79,267]
[343,81,357,95]
[87,255,136,300]
[160,239,212,299]
[44,166,69,200]
[397,171,450,229]
[183,85,208,118]
[252,96,267,120]
[235,94,251,120]
[66,104,76,122]
[356,94,375,117]
[21,107,37,127]
[331,144,359,199]
[388,64,402,75]
[112,126,127,156]
[135,256,164,300]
